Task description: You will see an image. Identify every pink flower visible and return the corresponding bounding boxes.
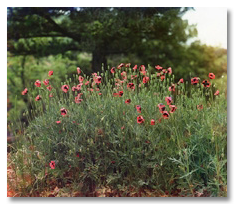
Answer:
[49,161,55,169]
[60,108,67,116]
[43,79,49,86]
[132,65,137,71]
[21,88,28,95]
[167,67,172,75]
[72,86,77,91]
[85,81,90,85]
[121,71,127,79]
[136,105,141,113]
[169,84,176,92]
[214,90,219,96]
[48,71,53,77]
[61,85,69,93]
[169,105,177,113]
[137,115,145,124]
[94,76,102,84]
[79,76,84,83]
[165,97,172,105]
[56,121,61,124]
[155,65,163,71]
[110,67,115,74]
[47,85,52,91]
[117,63,124,69]
[143,76,149,84]
[77,84,82,91]
[35,80,41,87]
[178,78,184,84]
[77,67,81,74]
[35,95,41,101]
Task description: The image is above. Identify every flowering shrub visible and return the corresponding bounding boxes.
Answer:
[9,64,227,197]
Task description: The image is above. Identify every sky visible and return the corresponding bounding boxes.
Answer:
[182,7,227,49]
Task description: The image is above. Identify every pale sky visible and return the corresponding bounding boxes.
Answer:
[182,7,227,49]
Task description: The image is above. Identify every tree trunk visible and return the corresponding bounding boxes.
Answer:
[92,48,107,73]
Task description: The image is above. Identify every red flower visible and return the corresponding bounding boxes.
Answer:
[121,71,127,79]
[167,67,172,75]
[162,69,167,74]
[79,76,84,83]
[75,93,83,103]
[94,76,102,84]
[202,80,211,88]
[197,104,203,111]
[61,85,69,93]
[139,65,146,72]
[132,65,137,71]
[110,67,115,74]
[165,97,172,105]
[60,108,67,116]
[136,105,141,113]
[158,103,166,113]
[49,161,55,169]
[35,95,41,101]
[77,84,82,91]
[137,115,145,124]
[98,93,102,95]
[143,76,149,84]
[47,85,52,91]
[72,86,77,91]
[77,67,81,74]
[43,79,49,86]
[56,121,61,124]
[35,80,41,87]
[75,96,83,103]
[48,70,53,77]
[125,99,131,104]
[209,73,215,79]
[191,77,199,85]
[111,161,116,164]
[169,105,177,113]
[214,90,219,95]
[169,84,176,92]
[21,88,28,95]
[117,63,125,69]
[161,75,165,81]
[162,111,170,119]
[178,78,184,84]
[124,63,130,68]
[155,65,163,71]
[127,82,135,90]
[151,119,155,125]
[156,72,161,77]
[118,91,123,97]
[49,94,53,97]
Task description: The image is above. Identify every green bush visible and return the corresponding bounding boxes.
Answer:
[8,64,227,197]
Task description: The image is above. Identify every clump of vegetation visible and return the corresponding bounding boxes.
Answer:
[8,64,227,197]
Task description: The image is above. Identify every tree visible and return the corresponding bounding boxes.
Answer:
[7,7,196,72]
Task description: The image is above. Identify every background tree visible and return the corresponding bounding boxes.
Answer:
[7,7,195,72]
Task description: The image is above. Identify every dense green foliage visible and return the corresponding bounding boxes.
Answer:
[8,65,227,196]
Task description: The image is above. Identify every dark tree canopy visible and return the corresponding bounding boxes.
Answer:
[7,7,196,72]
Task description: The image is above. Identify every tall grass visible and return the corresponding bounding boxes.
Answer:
[8,64,227,197]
